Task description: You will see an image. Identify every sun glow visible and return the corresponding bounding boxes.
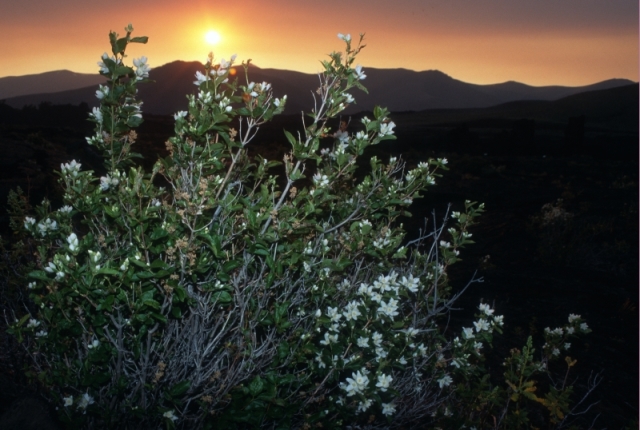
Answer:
[205,30,221,45]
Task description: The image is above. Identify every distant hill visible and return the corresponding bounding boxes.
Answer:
[393,83,639,132]
[2,62,635,115]
[0,70,105,100]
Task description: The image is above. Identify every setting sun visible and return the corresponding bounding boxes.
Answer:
[205,30,221,45]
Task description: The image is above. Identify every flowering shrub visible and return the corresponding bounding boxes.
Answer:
[6,24,597,429]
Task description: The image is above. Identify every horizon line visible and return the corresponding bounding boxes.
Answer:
[0,61,637,90]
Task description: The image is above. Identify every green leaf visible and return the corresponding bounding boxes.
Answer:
[114,65,134,77]
[129,36,148,44]
[132,271,154,280]
[169,380,191,397]
[150,259,169,269]
[173,286,187,302]
[142,299,160,309]
[283,130,297,147]
[150,312,167,323]
[96,268,121,276]
[115,37,128,54]
[222,260,242,273]
[392,320,405,329]
[28,270,50,281]
[171,307,183,318]
[212,291,232,304]
[248,376,264,396]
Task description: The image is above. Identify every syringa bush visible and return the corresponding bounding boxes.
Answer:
[7,25,596,429]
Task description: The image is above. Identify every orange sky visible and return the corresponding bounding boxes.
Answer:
[1,0,637,86]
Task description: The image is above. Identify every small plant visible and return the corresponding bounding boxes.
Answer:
[6,24,597,429]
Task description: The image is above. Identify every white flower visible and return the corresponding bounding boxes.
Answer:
[27,318,40,329]
[552,347,560,356]
[357,399,372,413]
[438,375,453,388]
[87,339,100,349]
[357,283,372,297]
[194,70,208,86]
[95,85,109,100]
[462,327,475,339]
[372,331,383,346]
[27,282,36,290]
[315,309,321,318]
[259,81,271,92]
[315,352,326,368]
[24,217,36,230]
[418,344,428,356]
[400,274,420,293]
[568,313,581,323]
[61,160,81,177]
[478,303,494,316]
[376,373,393,392]
[174,111,187,121]
[370,291,383,302]
[90,107,103,124]
[566,326,575,334]
[473,319,490,332]
[357,336,369,348]
[133,56,151,80]
[59,205,73,214]
[163,410,178,422]
[378,298,399,318]
[37,218,58,236]
[44,262,56,273]
[564,342,571,350]
[89,250,102,264]
[99,174,119,191]
[343,301,362,321]
[35,330,48,337]
[379,121,396,137]
[303,262,311,272]
[313,173,329,187]
[67,233,79,252]
[334,129,349,143]
[381,402,396,416]
[580,322,589,332]
[274,95,287,108]
[63,396,73,407]
[198,90,212,104]
[337,33,351,42]
[326,306,341,323]
[319,332,338,345]
[354,64,366,80]
[376,347,389,360]
[342,92,355,104]
[341,370,369,396]
[77,393,94,409]
[492,315,504,327]
[97,53,110,73]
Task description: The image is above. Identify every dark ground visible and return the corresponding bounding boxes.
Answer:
[0,102,637,429]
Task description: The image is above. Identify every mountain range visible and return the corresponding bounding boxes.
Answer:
[0,61,635,115]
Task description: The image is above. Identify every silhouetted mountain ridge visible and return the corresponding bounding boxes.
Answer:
[0,70,105,100]
[2,61,635,115]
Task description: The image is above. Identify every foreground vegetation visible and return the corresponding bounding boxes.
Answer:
[1,25,600,429]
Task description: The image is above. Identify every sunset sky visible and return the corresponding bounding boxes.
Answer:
[1,0,637,86]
